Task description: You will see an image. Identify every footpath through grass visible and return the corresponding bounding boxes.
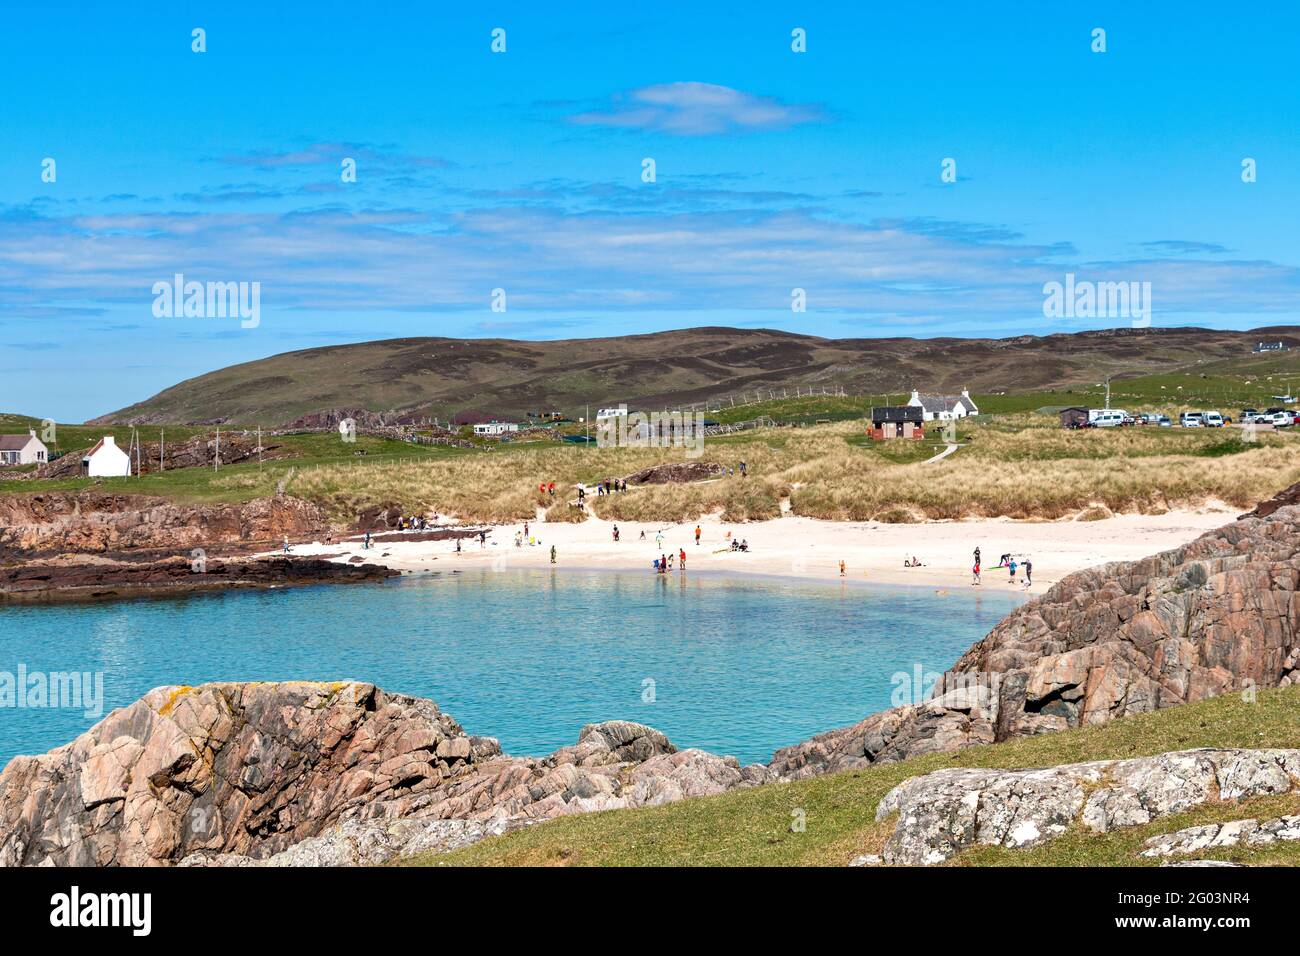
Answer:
[402,686,1300,867]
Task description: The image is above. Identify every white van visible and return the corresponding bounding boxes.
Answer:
[1202,411,1224,427]
[1088,408,1128,424]
[1093,410,1126,427]
[1179,412,1203,428]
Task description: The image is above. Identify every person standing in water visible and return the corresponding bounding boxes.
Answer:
[679,547,686,570]
[550,544,556,564]
[839,560,846,577]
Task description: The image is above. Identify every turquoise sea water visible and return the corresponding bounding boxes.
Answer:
[0,571,1022,768]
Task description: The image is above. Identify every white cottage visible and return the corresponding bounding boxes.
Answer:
[0,429,48,466]
[83,435,132,477]
[472,421,519,436]
[907,389,979,422]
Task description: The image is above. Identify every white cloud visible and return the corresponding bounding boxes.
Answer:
[569,82,826,136]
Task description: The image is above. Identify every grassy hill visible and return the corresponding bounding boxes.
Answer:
[90,325,1300,427]
[400,686,1300,867]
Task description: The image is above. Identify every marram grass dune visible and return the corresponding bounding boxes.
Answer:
[240,420,1300,526]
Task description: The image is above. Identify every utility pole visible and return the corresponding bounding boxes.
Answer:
[215,428,220,471]
[160,428,165,472]
[257,425,262,470]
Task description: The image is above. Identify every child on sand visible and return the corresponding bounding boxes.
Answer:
[612,524,620,542]
[972,561,981,585]
[1008,558,1017,582]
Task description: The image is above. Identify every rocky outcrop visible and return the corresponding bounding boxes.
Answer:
[771,505,1300,778]
[0,682,768,867]
[0,556,396,602]
[872,748,1300,865]
[0,492,326,559]
[1140,816,1300,858]
[625,461,724,485]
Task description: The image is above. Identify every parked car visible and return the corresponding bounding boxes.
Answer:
[1268,411,1293,427]
[1157,415,1172,427]
[1066,419,1095,430]
[1203,411,1224,427]
[1179,411,1203,428]
[1241,408,1260,423]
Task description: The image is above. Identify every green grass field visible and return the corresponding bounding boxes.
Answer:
[401,686,1300,867]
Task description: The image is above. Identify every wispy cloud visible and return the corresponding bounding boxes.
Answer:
[568,82,827,136]
[1140,240,1230,256]
[2,202,1296,323]
[217,141,453,172]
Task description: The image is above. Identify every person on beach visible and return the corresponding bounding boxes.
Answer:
[653,557,660,572]
[639,529,646,540]
[655,532,664,549]
[1023,559,1033,588]
[972,561,981,585]
[679,548,686,569]
[694,525,701,546]
[363,530,371,550]
[550,545,556,564]
[839,560,846,577]
[456,538,462,553]
[1008,558,1018,582]
[479,531,486,547]
[283,536,290,554]
[524,522,529,538]
[612,524,620,542]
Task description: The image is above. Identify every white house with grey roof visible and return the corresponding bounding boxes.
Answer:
[907,389,979,422]
[0,429,48,466]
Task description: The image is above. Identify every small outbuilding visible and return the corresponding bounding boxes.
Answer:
[0,429,48,466]
[869,406,924,440]
[83,435,132,477]
[1059,406,1091,428]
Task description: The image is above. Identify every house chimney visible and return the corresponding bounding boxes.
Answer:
[103,436,116,447]
[961,389,970,398]
[28,428,36,437]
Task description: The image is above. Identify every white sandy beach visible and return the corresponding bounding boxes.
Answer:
[279,506,1237,593]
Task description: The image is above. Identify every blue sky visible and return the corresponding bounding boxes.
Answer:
[2,1,1298,420]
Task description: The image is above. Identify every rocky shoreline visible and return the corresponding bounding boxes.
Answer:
[0,490,407,601]
[0,554,397,604]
